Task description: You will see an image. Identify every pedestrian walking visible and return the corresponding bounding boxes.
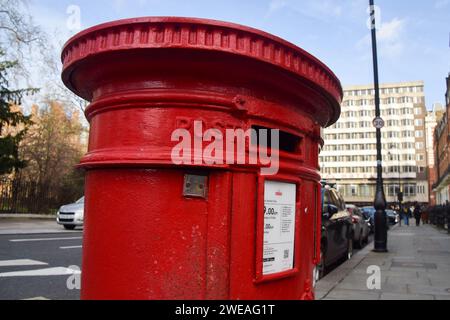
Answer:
[402,206,410,226]
[421,205,429,224]
[414,203,421,226]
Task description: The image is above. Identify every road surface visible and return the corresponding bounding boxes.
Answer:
[0,219,82,300]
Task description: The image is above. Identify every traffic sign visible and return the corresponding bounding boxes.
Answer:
[373,117,384,129]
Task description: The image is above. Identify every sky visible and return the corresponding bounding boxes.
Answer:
[27,0,450,109]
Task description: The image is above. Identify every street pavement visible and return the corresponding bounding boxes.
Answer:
[0,218,82,300]
[0,218,368,300]
[0,218,81,235]
[316,220,450,300]
[2,217,449,300]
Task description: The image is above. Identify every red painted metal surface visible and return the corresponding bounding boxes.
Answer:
[61,17,342,300]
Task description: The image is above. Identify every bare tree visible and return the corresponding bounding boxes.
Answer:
[0,0,88,116]
[38,35,89,114]
[0,0,47,79]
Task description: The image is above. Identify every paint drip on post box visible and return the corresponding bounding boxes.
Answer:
[61,17,342,300]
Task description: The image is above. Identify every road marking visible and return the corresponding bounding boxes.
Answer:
[0,266,81,277]
[10,236,82,242]
[23,296,50,300]
[60,245,82,249]
[0,259,48,267]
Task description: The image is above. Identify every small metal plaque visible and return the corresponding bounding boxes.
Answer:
[183,174,208,198]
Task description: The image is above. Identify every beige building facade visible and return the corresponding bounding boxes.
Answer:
[319,81,428,206]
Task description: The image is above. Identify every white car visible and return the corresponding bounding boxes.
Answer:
[56,196,84,230]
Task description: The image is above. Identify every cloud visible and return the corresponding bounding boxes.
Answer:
[377,18,405,42]
[434,0,450,9]
[266,0,343,21]
[113,0,159,13]
[266,0,288,16]
[357,17,406,59]
[113,0,126,12]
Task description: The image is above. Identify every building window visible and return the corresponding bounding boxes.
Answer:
[417,185,426,194]
[388,185,400,196]
[387,108,396,115]
[404,184,416,197]
[402,166,416,173]
[401,119,413,126]
[345,185,358,196]
[387,166,399,173]
[360,185,371,197]
[402,131,413,137]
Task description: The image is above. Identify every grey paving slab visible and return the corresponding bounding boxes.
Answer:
[408,284,450,296]
[391,261,437,269]
[376,270,420,278]
[325,288,381,300]
[435,265,450,272]
[356,262,392,271]
[314,290,330,300]
[380,293,434,300]
[385,275,431,286]
[429,278,450,287]
[335,280,408,294]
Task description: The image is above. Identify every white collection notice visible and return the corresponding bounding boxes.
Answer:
[263,180,297,275]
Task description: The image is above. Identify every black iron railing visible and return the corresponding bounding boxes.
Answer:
[0,176,82,214]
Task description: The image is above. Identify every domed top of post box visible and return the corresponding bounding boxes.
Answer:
[61,17,342,126]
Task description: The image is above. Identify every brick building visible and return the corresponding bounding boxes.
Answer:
[432,74,450,204]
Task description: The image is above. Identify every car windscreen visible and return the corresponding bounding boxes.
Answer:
[322,190,330,213]
[76,197,84,204]
[362,207,375,217]
[329,190,343,210]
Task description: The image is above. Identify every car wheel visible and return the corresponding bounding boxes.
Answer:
[356,231,364,249]
[317,248,326,279]
[64,225,76,230]
[346,236,353,260]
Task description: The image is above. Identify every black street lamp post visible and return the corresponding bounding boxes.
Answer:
[396,153,403,215]
[369,0,388,252]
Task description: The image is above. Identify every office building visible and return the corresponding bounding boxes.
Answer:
[319,81,428,206]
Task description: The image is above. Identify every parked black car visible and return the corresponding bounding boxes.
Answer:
[386,209,400,225]
[361,206,398,232]
[318,183,354,279]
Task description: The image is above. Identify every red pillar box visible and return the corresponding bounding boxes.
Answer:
[61,17,342,300]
